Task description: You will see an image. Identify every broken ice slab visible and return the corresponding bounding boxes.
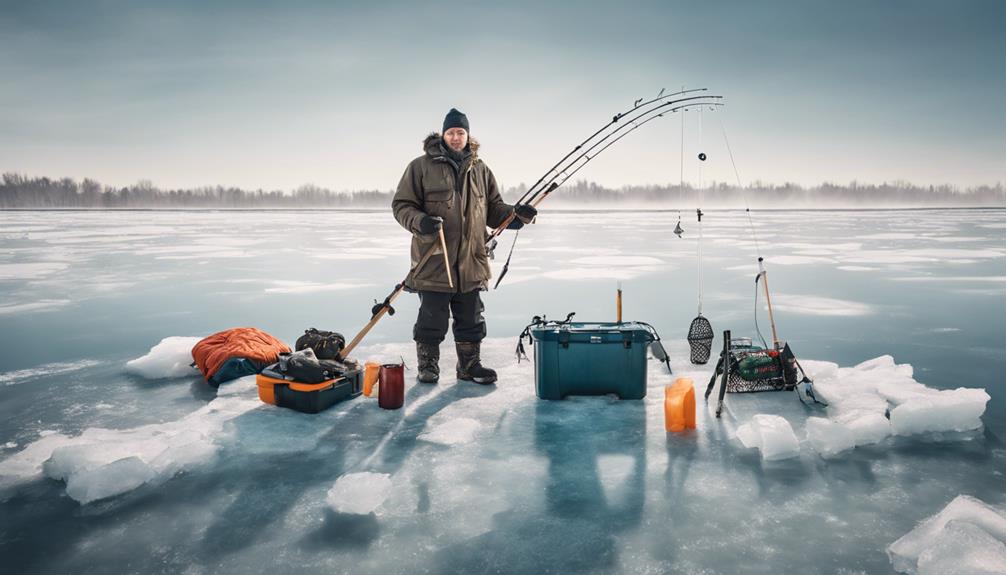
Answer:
[735,414,800,461]
[805,416,855,458]
[887,495,1006,574]
[890,388,991,435]
[916,520,1006,575]
[65,456,157,505]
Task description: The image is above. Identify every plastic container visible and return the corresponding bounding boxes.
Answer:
[256,368,362,414]
[363,362,380,397]
[664,377,696,432]
[378,363,404,410]
[528,321,655,400]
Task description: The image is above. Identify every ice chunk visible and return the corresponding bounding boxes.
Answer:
[855,355,913,378]
[418,418,482,446]
[125,336,203,379]
[834,410,891,446]
[916,520,1006,575]
[0,380,260,504]
[65,456,157,504]
[0,432,72,486]
[802,354,987,448]
[890,388,990,435]
[877,379,939,406]
[799,359,840,382]
[806,417,855,457]
[818,387,890,416]
[326,472,393,515]
[888,495,1006,574]
[735,414,800,461]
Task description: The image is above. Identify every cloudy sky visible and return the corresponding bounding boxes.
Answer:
[1,0,1003,192]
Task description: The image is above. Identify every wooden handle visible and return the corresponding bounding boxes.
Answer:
[338,286,404,360]
[617,288,622,323]
[761,272,780,350]
[337,240,444,361]
[438,228,453,289]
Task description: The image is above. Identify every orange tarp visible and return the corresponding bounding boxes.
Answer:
[191,327,290,382]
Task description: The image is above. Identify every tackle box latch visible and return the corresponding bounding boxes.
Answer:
[621,330,633,349]
[558,330,571,349]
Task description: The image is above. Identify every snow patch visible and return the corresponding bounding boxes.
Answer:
[569,255,664,266]
[837,265,878,272]
[125,336,203,379]
[892,275,1006,283]
[418,418,482,446]
[263,281,372,294]
[0,299,71,315]
[544,266,660,281]
[326,472,393,515]
[765,255,836,266]
[0,261,69,280]
[0,359,101,386]
[772,294,873,316]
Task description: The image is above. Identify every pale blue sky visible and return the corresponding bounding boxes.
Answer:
[1,0,1003,191]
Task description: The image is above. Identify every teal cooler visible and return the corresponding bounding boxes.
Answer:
[529,322,655,400]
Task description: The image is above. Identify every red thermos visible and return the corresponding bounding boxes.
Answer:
[378,363,405,410]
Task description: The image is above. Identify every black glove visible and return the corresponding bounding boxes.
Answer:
[515,203,537,224]
[418,215,443,235]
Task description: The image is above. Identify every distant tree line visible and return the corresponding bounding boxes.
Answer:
[1,173,1003,209]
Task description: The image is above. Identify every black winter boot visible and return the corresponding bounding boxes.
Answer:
[455,341,497,385]
[416,341,440,384]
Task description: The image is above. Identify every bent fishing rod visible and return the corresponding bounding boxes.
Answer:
[507,91,722,219]
[526,101,724,211]
[517,87,709,208]
[488,94,722,244]
[491,99,724,288]
[339,89,722,358]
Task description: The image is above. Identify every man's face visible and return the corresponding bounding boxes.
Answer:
[444,127,468,152]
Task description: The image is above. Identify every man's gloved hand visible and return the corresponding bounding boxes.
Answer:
[418,215,444,235]
[515,203,538,224]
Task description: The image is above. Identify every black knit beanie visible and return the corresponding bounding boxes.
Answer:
[442,108,469,134]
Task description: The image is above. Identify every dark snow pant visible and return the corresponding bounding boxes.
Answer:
[414,290,486,344]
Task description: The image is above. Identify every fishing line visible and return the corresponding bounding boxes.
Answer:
[717,109,782,349]
[675,98,685,237]
[680,94,685,203]
[686,105,714,365]
[717,111,762,260]
[697,107,704,316]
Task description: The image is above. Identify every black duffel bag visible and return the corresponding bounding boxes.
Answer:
[296,328,346,361]
[279,348,350,384]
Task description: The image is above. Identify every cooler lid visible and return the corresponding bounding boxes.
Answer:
[529,321,655,343]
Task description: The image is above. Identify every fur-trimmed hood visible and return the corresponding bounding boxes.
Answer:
[423,132,480,164]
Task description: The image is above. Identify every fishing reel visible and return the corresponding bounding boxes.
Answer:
[371,295,396,319]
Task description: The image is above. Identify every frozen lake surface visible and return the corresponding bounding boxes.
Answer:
[1,208,1005,574]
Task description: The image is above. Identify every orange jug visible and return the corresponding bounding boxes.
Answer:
[664,377,696,432]
[363,362,380,397]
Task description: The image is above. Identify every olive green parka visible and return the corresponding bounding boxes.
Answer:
[392,133,514,293]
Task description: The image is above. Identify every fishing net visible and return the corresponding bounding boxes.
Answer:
[687,315,714,364]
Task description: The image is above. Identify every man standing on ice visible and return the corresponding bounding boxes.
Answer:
[393,108,536,385]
